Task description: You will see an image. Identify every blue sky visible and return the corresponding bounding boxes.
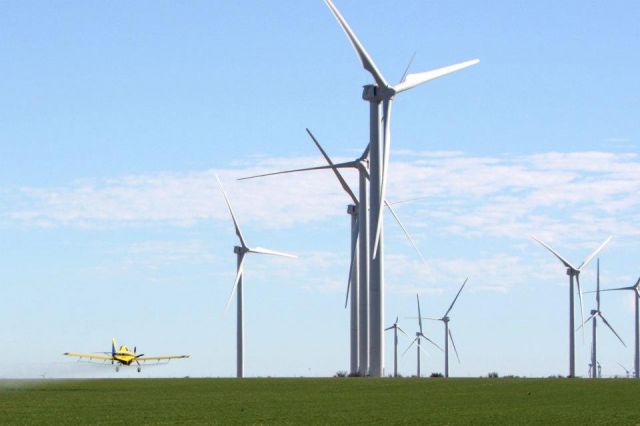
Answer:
[1,0,639,378]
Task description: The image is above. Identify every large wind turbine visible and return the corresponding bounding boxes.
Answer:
[404,294,441,377]
[239,129,426,376]
[241,130,370,375]
[422,278,469,378]
[599,274,640,378]
[385,316,408,377]
[216,175,297,378]
[324,0,479,376]
[580,259,626,378]
[533,236,612,377]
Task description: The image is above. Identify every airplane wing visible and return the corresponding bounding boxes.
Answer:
[136,355,190,362]
[64,352,113,361]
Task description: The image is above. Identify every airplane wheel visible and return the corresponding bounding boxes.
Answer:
[137,367,141,373]
[116,366,119,373]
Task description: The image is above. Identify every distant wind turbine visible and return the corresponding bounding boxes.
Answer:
[404,294,442,377]
[580,259,626,379]
[422,278,469,378]
[616,362,631,378]
[533,236,612,377]
[385,316,409,377]
[216,175,297,378]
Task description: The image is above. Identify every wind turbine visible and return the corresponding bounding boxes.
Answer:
[404,294,442,377]
[532,236,612,377]
[324,0,479,376]
[239,128,426,376]
[616,362,631,378]
[422,278,469,378]
[580,259,626,378]
[385,316,408,377]
[598,274,640,378]
[216,175,297,378]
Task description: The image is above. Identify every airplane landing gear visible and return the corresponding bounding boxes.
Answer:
[137,366,141,373]
[115,366,120,372]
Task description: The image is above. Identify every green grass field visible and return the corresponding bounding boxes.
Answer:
[2,378,640,425]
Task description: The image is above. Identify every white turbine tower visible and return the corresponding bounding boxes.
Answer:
[580,259,626,378]
[239,129,426,376]
[324,0,479,376]
[533,235,612,377]
[216,175,297,378]
[385,316,408,377]
[599,274,640,378]
[404,294,442,377]
[423,278,469,378]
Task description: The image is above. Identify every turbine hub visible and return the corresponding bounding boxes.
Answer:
[234,246,247,254]
[443,316,450,322]
[347,205,357,215]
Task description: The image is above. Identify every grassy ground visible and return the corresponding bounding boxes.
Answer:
[2,378,640,425]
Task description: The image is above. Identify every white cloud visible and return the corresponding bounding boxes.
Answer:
[4,150,640,248]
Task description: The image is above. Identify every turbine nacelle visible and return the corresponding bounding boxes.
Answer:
[361,84,395,102]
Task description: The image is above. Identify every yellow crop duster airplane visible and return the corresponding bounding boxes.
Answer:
[64,338,190,372]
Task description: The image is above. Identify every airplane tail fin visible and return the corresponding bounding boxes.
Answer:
[112,338,117,355]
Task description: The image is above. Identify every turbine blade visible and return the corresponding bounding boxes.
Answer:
[531,236,577,270]
[444,277,469,318]
[592,286,635,293]
[397,326,410,338]
[417,342,432,357]
[600,314,627,347]
[399,51,417,84]
[225,254,245,312]
[237,164,335,181]
[416,294,423,333]
[420,333,444,352]
[306,128,358,204]
[449,328,461,363]
[373,98,393,259]
[387,195,430,206]
[324,0,388,88]
[384,325,394,331]
[393,59,480,93]
[576,274,585,341]
[384,200,427,265]
[344,223,359,309]
[248,247,297,258]
[402,338,417,356]
[576,313,596,331]
[216,174,247,248]
[578,236,612,271]
[596,258,601,311]
[359,144,370,163]
[616,362,630,374]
